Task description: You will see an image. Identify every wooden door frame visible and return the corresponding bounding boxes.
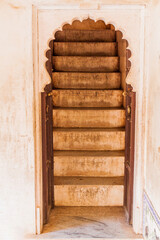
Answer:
[41,92,48,224]
[124,84,136,224]
[32,5,146,234]
[41,88,54,225]
[42,23,135,225]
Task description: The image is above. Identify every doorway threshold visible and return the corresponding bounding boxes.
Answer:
[33,207,143,239]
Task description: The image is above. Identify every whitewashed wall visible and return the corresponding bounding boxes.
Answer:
[0,2,35,240]
[144,0,160,219]
[0,0,160,239]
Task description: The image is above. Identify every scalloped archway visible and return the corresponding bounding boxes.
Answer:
[45,18,131,100]
[42,18,135,229]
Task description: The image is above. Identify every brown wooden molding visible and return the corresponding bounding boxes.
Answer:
[45,39,54,92]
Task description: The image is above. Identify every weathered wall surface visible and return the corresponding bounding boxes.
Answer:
[144,0,160,221]
[0,0,160,239]
[0,2,35,240]
[142,1,160,238]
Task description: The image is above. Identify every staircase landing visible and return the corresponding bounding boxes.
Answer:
[37,207,143,239]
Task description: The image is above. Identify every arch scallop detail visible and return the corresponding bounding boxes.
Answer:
[45,18,131,106]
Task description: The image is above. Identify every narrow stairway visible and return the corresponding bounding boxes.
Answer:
[52,26,125,207]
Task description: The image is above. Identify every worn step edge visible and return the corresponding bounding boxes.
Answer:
[53,150,125,157]
[53,42,118,56]
[52,56,119,72]
[54,153,124,177]
[53,127,125,132]
[53,107,125,110]
[53,108,125,128]
[52,89,123,107]
[53,128,125,151]
[52,72,121,89]
[55,29,116,42]
[54,176,124,185]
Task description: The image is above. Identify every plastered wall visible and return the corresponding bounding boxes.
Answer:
[0,0,160,239]
[0,2,35,240]
[144,0,160,217]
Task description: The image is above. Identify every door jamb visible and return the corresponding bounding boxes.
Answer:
[32,4,146,234]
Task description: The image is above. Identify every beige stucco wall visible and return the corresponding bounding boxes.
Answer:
[144,0,160,216]
[0,2,35,240]
[0,0,160,239]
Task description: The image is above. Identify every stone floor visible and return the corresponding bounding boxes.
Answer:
[34,207,143,239]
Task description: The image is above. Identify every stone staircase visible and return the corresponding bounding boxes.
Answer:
[52,28,125,207]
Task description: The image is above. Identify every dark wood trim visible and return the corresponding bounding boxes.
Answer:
[116,29,134,224]
[46,94,54,208]
[44,83,52,94]
[42,37,54,225]
[41,92,48,224]
[45,39,54,83]
[41,91,54,225]
[124,84,136,224]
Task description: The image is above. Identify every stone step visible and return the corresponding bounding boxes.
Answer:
[53,128,125,151]
[52,56,119,72]
[54,176,124,206]
[52,90,123,108]
[52,72,121,89]
[54,151,124,177]
[55,29,116,42]
[53,108,125,128]
[54,42,118,56]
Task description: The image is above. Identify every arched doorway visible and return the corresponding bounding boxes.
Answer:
[41,18,136,233]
